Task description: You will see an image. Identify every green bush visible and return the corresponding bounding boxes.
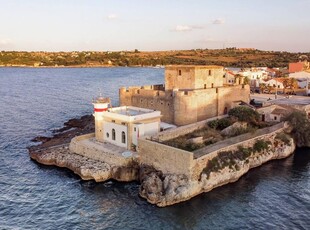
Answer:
[275,133,291,146]
[228,106,260,123]
[207,117,233,130]
[253,140,271,152]
[286,111,310,147]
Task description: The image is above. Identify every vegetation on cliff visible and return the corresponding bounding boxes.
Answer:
[202,139,272,179]
[286,111,310,147]
[1,49,308,68]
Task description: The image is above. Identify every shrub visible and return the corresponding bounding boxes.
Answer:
[253,140,270,152]
[286,111,310,147]
[207,117,233,130]
[228,106,260,123]
[275,133,291,146]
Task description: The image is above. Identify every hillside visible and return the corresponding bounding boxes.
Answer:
[0,48,309,68]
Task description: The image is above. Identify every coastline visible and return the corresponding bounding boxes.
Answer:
[28,115,297,207]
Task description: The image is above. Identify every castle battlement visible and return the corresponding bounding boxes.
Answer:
[120,66,250,125]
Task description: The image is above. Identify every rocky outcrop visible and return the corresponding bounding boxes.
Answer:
[139,136,295,207]
[29,145,139,182]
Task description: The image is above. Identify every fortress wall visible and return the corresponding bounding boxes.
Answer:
[191,122,286,180]
[154,115,228,142]
[217,85,250,115]
[194,68,224,89]
[69,133,132,166]
[165,67,196,90]
[120,87,175,123]
[138,138,194,176]
[173,88,219,126]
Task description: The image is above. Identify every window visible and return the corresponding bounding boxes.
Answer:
[178,70,182,76]
[204,84,206,89]
[211,83,214,88]
[274,116,277,121]
[134,127,136,131]
[106,133,109,138]
[209,70,212,76]
[122,131,126,144]
[112,120,115,123]
[112,129,115,140]
[121,122,126,125]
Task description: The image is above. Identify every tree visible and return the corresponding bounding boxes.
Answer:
[286,111,310,147]
[228,106,260,123]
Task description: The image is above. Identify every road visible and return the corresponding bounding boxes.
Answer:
[250,93,310,105]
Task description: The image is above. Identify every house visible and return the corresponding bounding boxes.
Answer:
[92,96,161,149]
[261,78,284,89]
[289,61,309,73]
[224,70,236,85]
[289,71,310,89]
[257,105,292,122]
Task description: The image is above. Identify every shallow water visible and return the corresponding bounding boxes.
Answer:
[0,67,309,229]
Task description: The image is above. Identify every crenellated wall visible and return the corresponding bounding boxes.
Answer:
[120,84,250,126]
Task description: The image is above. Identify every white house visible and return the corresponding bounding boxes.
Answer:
[92,96,161,150]
[289,71,310,89]
[261,79,284,89]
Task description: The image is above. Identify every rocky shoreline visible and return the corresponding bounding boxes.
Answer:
[28,116,297,207]
[139,138,296,207]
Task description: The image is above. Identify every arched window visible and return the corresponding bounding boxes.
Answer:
[112,129,115,140]
[122,131,126,144]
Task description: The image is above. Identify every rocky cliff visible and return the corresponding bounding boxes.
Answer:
[139,134,295,207]
[30,145,139,182]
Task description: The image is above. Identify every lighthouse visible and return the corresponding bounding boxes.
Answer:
[92,95,110,142]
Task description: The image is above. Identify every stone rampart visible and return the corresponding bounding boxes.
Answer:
[138,138,194,176]
[153,115,228,142]
[69,133,133,166]
[192,122,286,179]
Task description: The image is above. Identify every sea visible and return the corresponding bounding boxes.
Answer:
[0,67,309,230]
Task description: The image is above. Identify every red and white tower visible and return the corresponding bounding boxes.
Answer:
[92,95,110,142]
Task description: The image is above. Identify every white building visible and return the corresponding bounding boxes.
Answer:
[289,71,310,89]
[93,97,161,150]
[239,68,267,87]
[261,79,284,89]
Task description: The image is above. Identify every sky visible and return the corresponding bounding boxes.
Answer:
[0,0,310,52]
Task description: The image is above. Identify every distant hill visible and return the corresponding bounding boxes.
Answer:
[0,48,309,68]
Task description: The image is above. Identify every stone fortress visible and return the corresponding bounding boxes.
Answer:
[120,65,250,126]
[30,64,301,207]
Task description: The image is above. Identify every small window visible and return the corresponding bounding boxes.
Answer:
[106,133,109,138]
[121,122,126,125]
[209,70,212,76]
[204,84,206,89]
[112,129,115,140]
[178,70,182,76]
[134,127,136,132]
[211,83,214,88]
[122,131,126,144]
[112,120,115,123]
[274,116,277,121]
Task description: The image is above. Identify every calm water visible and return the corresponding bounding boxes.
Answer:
[0,67,309,230]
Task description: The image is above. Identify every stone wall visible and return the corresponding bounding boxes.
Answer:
[119,86,174,123]
[138,122,286,180]
[69,133,133,166]
[153,115,228,142]
[138,138,194,176]
[192,122,286,179]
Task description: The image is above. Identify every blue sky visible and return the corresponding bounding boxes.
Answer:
[0,0,309,52]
